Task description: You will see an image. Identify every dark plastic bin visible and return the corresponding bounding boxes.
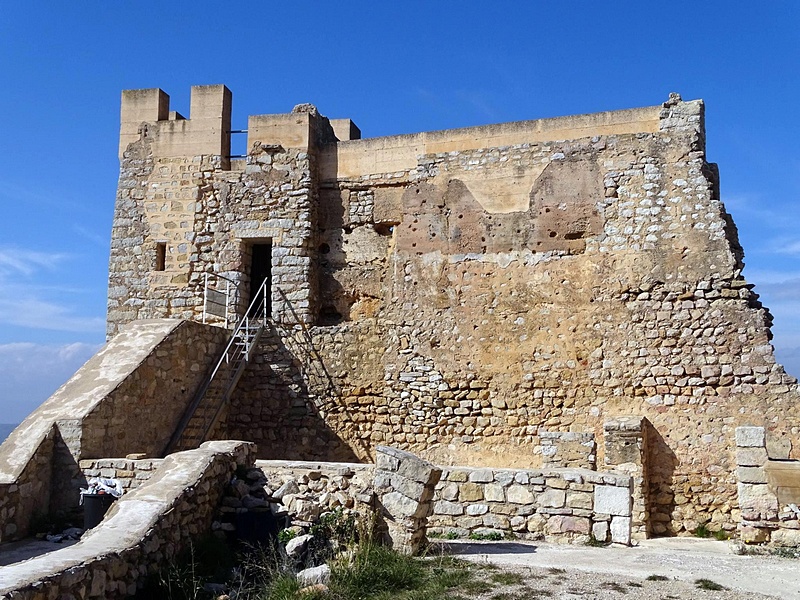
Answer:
[234,510,277,544]
[83,493,116,530]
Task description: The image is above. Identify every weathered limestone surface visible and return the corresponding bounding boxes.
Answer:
[374,446,441,554]
[0,441,255,599]
[540,431,596,469]
[106,86,800,535]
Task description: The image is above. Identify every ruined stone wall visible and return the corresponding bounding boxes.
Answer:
[110,88,800,535]
[0,442,254,599]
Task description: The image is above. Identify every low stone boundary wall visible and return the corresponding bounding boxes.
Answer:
[736,426,800,545]
[429,465,633,545]
[0,441,254,599]
[79,458,165,493]
[257,455,634,547]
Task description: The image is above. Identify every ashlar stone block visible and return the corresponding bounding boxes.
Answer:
[735,427,766,448]
[610,516,631,545]
[736,447,768,467]
[594,485,631,517]
[736,466,767,484]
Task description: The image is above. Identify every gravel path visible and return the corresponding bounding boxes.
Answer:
[438,538,799,599]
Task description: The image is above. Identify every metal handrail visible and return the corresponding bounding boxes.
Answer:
[164,278,270,454]
[202,272,241,326]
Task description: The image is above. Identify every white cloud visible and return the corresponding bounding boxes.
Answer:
[0,248,68,277]
[772,239,800,256]
[0,247,104,335]
[0,342,102,423]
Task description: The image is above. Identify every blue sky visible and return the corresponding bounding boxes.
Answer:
[0,2,798,422]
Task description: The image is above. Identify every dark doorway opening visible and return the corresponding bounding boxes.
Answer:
[249,242,272,317]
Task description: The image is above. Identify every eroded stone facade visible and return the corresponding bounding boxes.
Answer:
[108,86,799,535]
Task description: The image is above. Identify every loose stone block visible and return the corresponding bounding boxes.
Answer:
[770,529,800,547]
[739,525,769,544]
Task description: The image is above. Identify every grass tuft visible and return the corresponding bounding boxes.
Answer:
[695,578,726,591]
[490,571,525,586]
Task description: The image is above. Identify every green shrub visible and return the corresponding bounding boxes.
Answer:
[694,523,712,538]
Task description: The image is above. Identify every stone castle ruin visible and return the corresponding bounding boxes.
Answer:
[1,85,799,595]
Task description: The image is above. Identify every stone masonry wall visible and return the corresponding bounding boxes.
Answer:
[0,441,254,599]
[79,458,165,493]
[109,88,800,536]
[429,465,632,545]
[735,426,800,546]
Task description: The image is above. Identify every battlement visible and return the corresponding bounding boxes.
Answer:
[119,84,232,165]
[120,85,704,182]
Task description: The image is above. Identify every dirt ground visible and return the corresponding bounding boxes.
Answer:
[439,538,799,599]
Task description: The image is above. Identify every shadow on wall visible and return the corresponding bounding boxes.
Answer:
[225,323,363,462]
[646,423,678,536]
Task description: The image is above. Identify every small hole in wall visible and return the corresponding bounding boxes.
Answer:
[458,214,463,219]
[374,223,394,236]
[319,243,331,254]
[319,305,343,326]
[564,231,584,240]
[549,231,557,238]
